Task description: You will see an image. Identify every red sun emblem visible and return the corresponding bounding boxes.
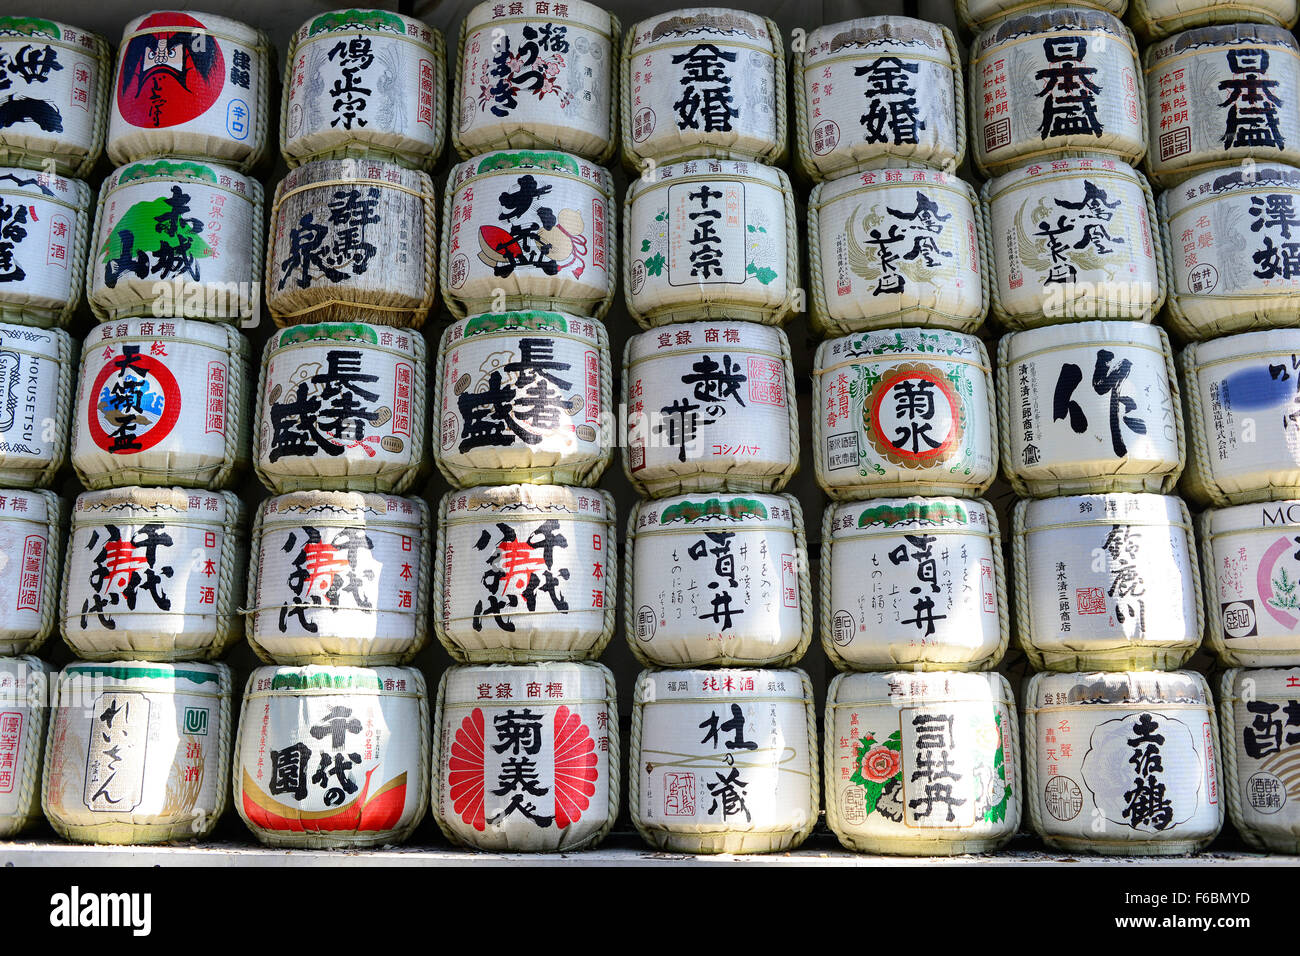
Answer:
[117,12,226,129]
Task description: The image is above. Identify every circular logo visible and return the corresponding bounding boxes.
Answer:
[449,253,469,290]
[1221,600,1258,639]
[441,411,458,451]
[1246,771,1286,813]
[832,609,855,646]
[866,362,964,469]
[811,120,841,156]
[1187,262,1219,295]
[117,13,226,129]
[631,107,656,143]
[841,785,866,825]
[630,258,646,296]
[1043,775,1084,821]
[87,350,182,455]
[636,605,656,641]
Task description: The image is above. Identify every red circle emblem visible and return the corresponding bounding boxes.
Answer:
[866,363,964,468]
[117,12,225,129]
[87,349,183,454]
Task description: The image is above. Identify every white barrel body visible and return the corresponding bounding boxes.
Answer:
[1131,0,1297,40]
[436,485,615,663]
[0,656,49,837]
[822,497,1006,672]
[1219,666,1300,852]
[248,491,430,666]
[455,0,617,163]
[234,664,428,848]
[825,670,1020,855]
[627,493,808,667]
[434,661,618,852]
[442,150,615,319]
[623,320,797,497]
[0,489,63,657]
[42,660,231,844]
[60,487,245,662]
[1025,670,1223,854]
[998,321,1182,496]
[809,169,986,336]
[435,311,611,487]
[813,329,997,500]
[71,318,251,490]
[1013,493,1201,671]
[0,323,74,488]
[0,169,91,329]
[255,322,427,495]
[624,159,795,327]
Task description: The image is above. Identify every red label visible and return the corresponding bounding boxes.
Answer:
[116,12,226,129]
[16,535,45,612]
[418,58,434,128]
[46,215,70,269]
[591,198,606,271]
[747,356,784,407]
[393,361,412,437]
[584,350,599,422]
[206,361,226,434]
[0,712,22,793]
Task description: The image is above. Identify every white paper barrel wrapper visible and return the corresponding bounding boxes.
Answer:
[247,491,430,666]
[435,311,611,488]
[0,18,109,179]
[254,322,428,495]
[282,10,446,171]
[1181,329,1300,505]
[982,157,1164,329]
[436,485,615,663]
[623,320,797,498]
[794,17,961,183]
[624,159,795,328]
[825,670,1020,855]
[0,489,64,657]
[0,656,48,837]
[1199,502,1300,667]
[822,497,1007,672]
[60,487,245,662]
[970,9,1145,179]
[42,660,231,844]
[71,318,251,491]
[455,0,618,164]
[1219,666,1300,852]
[106,11,271,172]
[441,149,616,319]
[808,168,987,337]
[998,321,1183,496]
[0,169,91,329]
[1160,163,1300,340]
[813,329,997,500]
[267,160,436,329]
[632,667,817,854]
[957,0,1127,34]
[626,493,810,668]
[1013,493,1202,671]
[234,664,428,849]
[433,661,618,852]
[1025,670,1223,854]
[87,159,263,324]
[1145,25,1300,188]
[623,8,785,168]
[0,323,75,488]
[1131,0,1297,40]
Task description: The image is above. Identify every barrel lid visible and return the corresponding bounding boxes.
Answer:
[627,157,785,198]
[442,484,612,518]
[830,669,1008,705]
[637,666,808,701]
[1027,669,1210,707]
[1163,162,1300,216]
[104,157,259,197]
[1146,20,1300,64]
[262,490,422,522]
[631,7,770,47]
[0,16,107,50]
[975,6,1130,54]
[60,658,226,687]
[0,489,55,524]
[1204,498,1300,535]
[444,310,604,346]
[628,319,787,361]
[442,661,611,702]
[0,655,49,703]
[1002,320,1165,362]
[1020,492,1184,528]
[635,492,795,530]
[73,486,231,522]
[0,167,89,206]
[83,316,239,353]
[464,0,613,33]
[296,8,433,43]
[450,149,612,192]
[245,663,422,694]
[984,155,1144,197]
[270,321,424,355]
[120,10,263,47]
[815,327,985,369]
[830,496,990,537]
[1221,666,1300,698]
[814,167,971,206]
[1189,327,1300,366]
[0,322,69,359]
[275,158,431,198]
[805,15,947,59]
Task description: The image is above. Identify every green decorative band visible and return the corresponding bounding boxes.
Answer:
[659,497,769,524]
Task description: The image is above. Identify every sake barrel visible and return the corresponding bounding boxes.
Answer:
[1012,493,1202,671]
[254,322,428,495]
[1025,670,1223,854]
[1199,501,1300,667]
[983,157,1164,329]
[435,310,611,487]
[825,670,1020,855]
[631,667,817,854]
[0,656,48,837]
[957,0,1127,34]
[812,329,997,500]
[59,487,245,662]
[0,323,75,488]
[0,490,63,657]
[623,320,797,498]
[626,493,810,668]
[267,160,436,328]
[433,661,618,852]
[624,159,796,328]
[87,159,263,324]
[970,9,1145,179]
[795,17,963,182]
[247,491,430,666]
[1219,666,1300,852]
[1160,163,1300,340]
[623,8,785,168]
[71,318,251,491]
[1181,329,1300,505]
[998,321,1183,496]
[1146,25,1300,188]
[106,11,271,172]
[808,168,988,337]
[436,485,616,663]
[0,169,91,329]
[821,497,1007,672]
[282,10,446,171]
[234,664,428,849]
[0,18,109,179]
[441,149,616,319]
[1131,0,1298,40]
[455,0,619,164]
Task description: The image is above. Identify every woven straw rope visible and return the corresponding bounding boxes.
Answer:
[1134,0,1296,40]
[1212,669,1290,852]
[0,658,47,837]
